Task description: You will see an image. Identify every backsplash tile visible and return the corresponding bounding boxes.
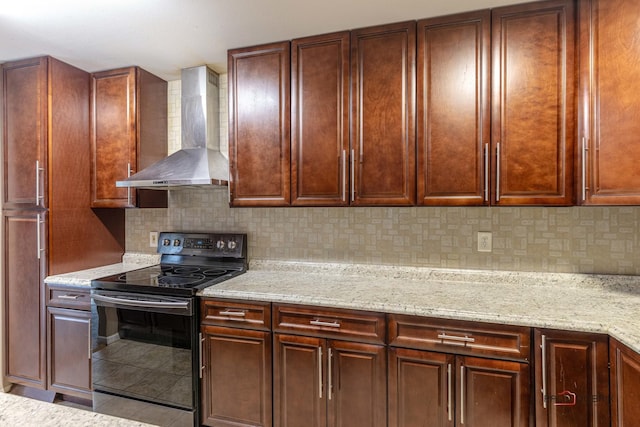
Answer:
[124,75,640,275]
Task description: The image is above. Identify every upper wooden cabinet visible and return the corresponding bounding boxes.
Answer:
[491,0,576,206]
[228,41,291,207]
[2,57,48,210]
[579,0,640,204]
[91,66,168,208]
[291,32,350,206]
[417,11,491,206]
[351,21,416,206]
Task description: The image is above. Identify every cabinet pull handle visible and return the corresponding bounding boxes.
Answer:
[318,346,323,399]
[219,309,246,317]
[35,160,44,206]
[36,213,44,260]
[582,137,588,201]
[59,294,81,300]
[460,365,466,424]
[87,319,92,359]
[127,162,132,206]
[541,334,548,409]
[342,150,346,202]
[199,333,205,379]
[328,347,333,400]
[484,143,489,202]
[495,142,501,202]
[310,319,341,328]
[447,363,452,422]
[437,333,475,344]
[350,149,355,202]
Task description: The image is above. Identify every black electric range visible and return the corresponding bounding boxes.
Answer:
[91,232,247,296]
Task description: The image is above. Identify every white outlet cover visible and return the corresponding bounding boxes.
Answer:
[477,231,492,252]
[149,231,159,247]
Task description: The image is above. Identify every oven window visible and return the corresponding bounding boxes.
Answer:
[92,304,195,409]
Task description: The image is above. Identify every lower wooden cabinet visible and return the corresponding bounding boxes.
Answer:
[47,307,92,397]
[610,338,640,427]
[200,299,272,427]
[46,285,92,398]
[273,333,386,427]
[534,329,610,427]
[389,348,530,427]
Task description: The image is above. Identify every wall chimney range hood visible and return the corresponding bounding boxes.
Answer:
[116,65,228,189]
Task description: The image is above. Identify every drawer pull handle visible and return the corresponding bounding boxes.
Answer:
[219,310,246,317]
[59,294,81,300]
[310,319,341,328]
[438,333,475,344]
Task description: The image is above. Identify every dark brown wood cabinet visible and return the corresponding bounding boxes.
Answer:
[200,299,272,427]
[228,41,291,207]
[417,10,491,206]
[273,304,387,427]
[579,0,640,204]
[388,314,531,427]
[90,66,167,208]
[46,285,92,398]
[610,338,640,427]
[2,56,124,391]
[291,31,350,206]
[534,329,610,427]
[351,21,416,206]
[491,0,575,206]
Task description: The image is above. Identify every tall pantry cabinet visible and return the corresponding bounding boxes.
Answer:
[2,56,124,390]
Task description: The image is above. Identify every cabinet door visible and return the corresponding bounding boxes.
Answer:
[274,334,326,427]
[291,32,350,206]
[388,347,454,427]
[491,0,575,206]
[534,329,610,427]
[351,21,416,206]
[201,325,272,427]
[417,11,491,206]
[580,0,640,204]
[47,307,91,397]
[229,42,291,207]
[458,356,530,427]
[2,57,48,209]
[91,67,138,207]
[610,339,640,427]
[3,210,46,388]
[328,340,386,427]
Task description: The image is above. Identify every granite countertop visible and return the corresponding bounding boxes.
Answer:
[199,260,640,354]
[45,255,640,354]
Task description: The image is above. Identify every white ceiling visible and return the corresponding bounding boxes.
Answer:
[1,0,533,81]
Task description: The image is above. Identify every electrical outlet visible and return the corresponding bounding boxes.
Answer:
[149,231,159,248]
[477,231,492,252]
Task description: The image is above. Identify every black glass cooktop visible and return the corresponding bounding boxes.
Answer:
[92,232,247,296]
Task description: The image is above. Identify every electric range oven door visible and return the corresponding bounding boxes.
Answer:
[91,290,199,427]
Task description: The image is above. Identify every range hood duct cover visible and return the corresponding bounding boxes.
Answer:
[116,65,229,189]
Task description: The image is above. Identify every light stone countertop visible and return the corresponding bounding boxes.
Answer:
[44,256,640,354]
[199,260,640,354]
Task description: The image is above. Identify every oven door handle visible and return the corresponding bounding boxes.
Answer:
[92,294,190,309]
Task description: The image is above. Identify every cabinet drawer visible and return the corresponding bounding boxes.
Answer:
[201,298,271,331]
[388,314,530,361]
[46,285,91,311]
[273,304,386,344]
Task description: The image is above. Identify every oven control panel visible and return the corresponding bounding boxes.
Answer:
[158,232,246,258]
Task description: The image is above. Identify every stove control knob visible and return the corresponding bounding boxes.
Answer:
[162,239,171,246]
[173,239,181,247]
[228,241,237,250]
[216,240,225,250]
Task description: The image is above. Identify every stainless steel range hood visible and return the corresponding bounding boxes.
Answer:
[116,65,228,189]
